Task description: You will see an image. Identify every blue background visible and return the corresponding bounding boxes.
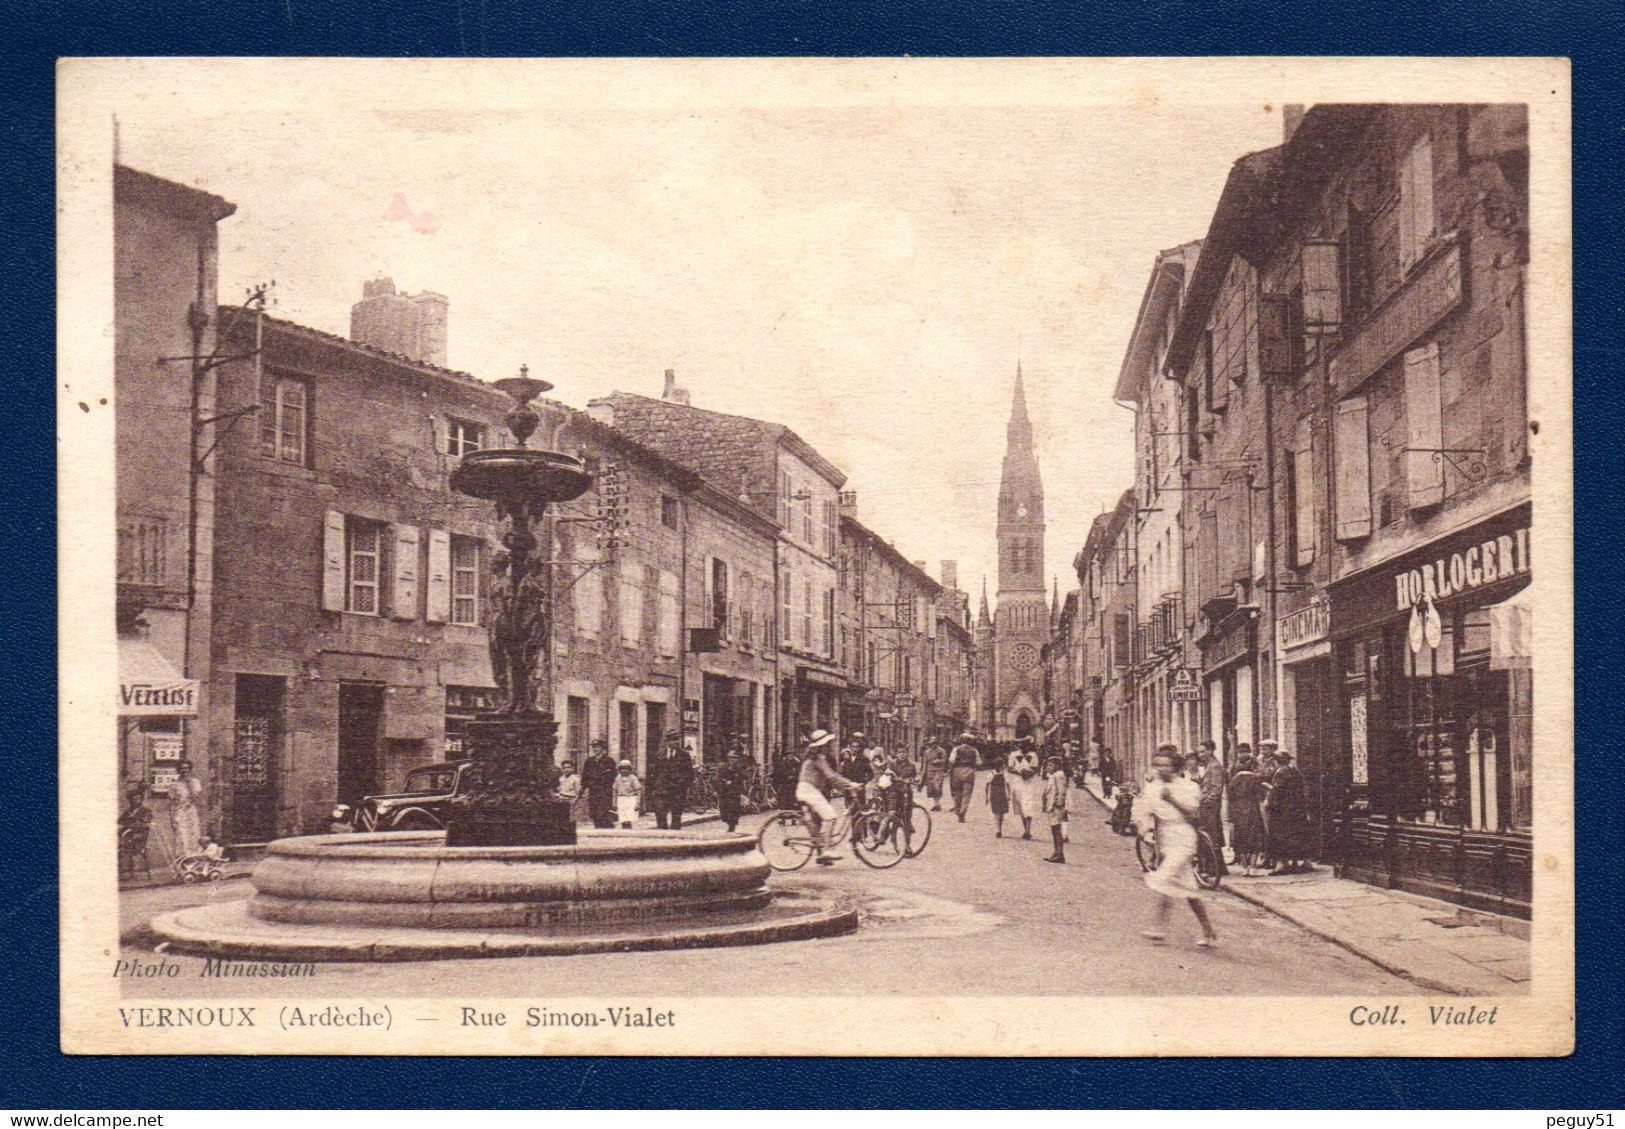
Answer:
[5,0,1619,1109]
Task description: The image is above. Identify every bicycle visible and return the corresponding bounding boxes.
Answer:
[1135,824,1225,890]
[757,788,911,870]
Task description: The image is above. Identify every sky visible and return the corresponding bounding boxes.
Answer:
[105,60,1284,604]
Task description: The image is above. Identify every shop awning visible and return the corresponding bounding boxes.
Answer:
[118,637,198,716]
[1487,598,1532,671]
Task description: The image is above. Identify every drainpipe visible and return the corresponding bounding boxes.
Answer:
[1261,368,1280,746]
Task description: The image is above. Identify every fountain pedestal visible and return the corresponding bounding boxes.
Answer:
[445,716,575,847]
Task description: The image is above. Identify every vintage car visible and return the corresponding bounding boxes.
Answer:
[331,760,471,833]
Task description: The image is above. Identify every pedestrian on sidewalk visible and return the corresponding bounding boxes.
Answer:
[948,734,979,821]
[771,748,801,811]
[718,749,747,833]
[1263,748,1312,875]
[1040,755,1070,864]
[1226,752,1269,876]
[582,740,618,829]
[985,764,1010,837]
[1141,744,1219,948]
[1006,742,1042,839]
[920,739,948,811]
[649,730,694,830]
[168,760,205,857]
[1192,740,1229,878]
[1099,745,1118,799]
[613,760,643,829]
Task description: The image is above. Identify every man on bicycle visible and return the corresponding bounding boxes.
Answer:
[796,729,861,866]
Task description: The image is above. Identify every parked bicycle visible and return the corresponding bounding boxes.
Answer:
[1134,824,1225,890]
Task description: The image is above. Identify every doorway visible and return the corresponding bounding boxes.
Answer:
[618,700,640,770]
[1292,658,1341,860]
[230,674,284,843]
[643,702,667,776]
[337,683,385,807]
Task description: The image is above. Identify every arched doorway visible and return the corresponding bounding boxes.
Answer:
[1014,712,1035,740]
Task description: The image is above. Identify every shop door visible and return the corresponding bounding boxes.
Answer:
[618,701,640,770]
[337,683,385,808]
[1293,659,1341,860]
[644,702,667,776]
[230,675,284,844]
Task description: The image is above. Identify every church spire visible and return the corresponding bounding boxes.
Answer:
[978,577,991,625]
[1051,576,1061,628]
[1006,361,1033,454]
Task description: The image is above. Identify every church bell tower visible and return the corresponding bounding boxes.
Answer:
[993,363,1047,741]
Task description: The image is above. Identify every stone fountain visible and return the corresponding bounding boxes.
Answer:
[148,370,856,961]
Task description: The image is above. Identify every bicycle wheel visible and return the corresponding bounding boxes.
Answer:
[903,803,933,858]
[1134,833,1158,873]
[757,811,815,872]
[851,812,907,869]
[1194,833,1224,889]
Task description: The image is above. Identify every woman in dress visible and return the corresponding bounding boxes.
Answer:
[1142,744,1218,947]
[1225,753,1268,876]
[1005,743,1042,840]
[1263,750,1312,874]
[169,760,205,857]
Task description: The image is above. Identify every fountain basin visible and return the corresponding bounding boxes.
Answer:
[148,829,858,961]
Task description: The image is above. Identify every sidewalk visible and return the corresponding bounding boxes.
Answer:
[1075,773,1530,996]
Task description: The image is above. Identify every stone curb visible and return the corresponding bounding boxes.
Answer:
[1072,773,1482,995]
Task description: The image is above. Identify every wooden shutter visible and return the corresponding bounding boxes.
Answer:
[1113,613,1131,669]
[1400,135,1435,268]
[1302,239,1342,334]
[1334,397,1373,540]
[321,510,346,611]
[392,525,420,619]
[1293,419,1316,567]
[1404,342,1445,509]
[425,528,452,623]
[1259,293,1293,380]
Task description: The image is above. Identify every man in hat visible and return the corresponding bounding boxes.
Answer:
[581,738,618,829]
[1262,745,1311,874]
[948,733,980,821]
[1191,740,1229,878]
[648,729,695,830]
[796,729,860,865]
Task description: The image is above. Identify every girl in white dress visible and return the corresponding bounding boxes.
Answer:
[1142,744,1218,947]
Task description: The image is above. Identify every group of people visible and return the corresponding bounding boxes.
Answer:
[981,740,1072,864]
[556,731,700,831]
[1177,738,1313,879]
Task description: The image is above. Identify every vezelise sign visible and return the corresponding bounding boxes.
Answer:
[119,678,199,716]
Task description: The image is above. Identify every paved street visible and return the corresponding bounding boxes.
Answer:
[122,778,1416,998]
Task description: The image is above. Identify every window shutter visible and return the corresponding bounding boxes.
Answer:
[1302,239,1342,334]
[1404,343,1445,508]
[1333,397,1372,540]
[1400,135,1435,268]
[1293,419,1316,567]
[392,525,421,619]
[1258,293,1293,380]
[425,528,452,623]
[321,511,347,611]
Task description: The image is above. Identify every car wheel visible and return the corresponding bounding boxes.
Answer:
[390,812,441,832]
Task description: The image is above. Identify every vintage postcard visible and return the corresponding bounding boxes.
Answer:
[58,56,1573,1055]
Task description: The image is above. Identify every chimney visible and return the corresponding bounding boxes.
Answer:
[1283,104,1306,144]
[350,277,449,367]
[941,561,958,591]
[838,490,858,516]
[662,368,691,406]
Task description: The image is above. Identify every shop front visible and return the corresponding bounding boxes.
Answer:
[1331,503,1533,917]
[1200,608,1258,761]
[1278,593,1343,860]
[783,665,845,750]
[118,635,201,877]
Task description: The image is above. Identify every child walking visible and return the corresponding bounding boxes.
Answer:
[1040,756,1070,864]
[613,759,642,829]
[985,767,1010,838]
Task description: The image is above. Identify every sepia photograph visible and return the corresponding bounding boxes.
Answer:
[57,56,1572,1056]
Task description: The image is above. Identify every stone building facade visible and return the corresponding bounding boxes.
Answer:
[114,166,236,864]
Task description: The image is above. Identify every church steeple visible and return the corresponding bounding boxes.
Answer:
[978,577,991,625]
[1007,360,1034,454]
[996,361,1045,596]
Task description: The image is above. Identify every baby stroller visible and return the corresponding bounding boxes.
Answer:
[174,842,228,884]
